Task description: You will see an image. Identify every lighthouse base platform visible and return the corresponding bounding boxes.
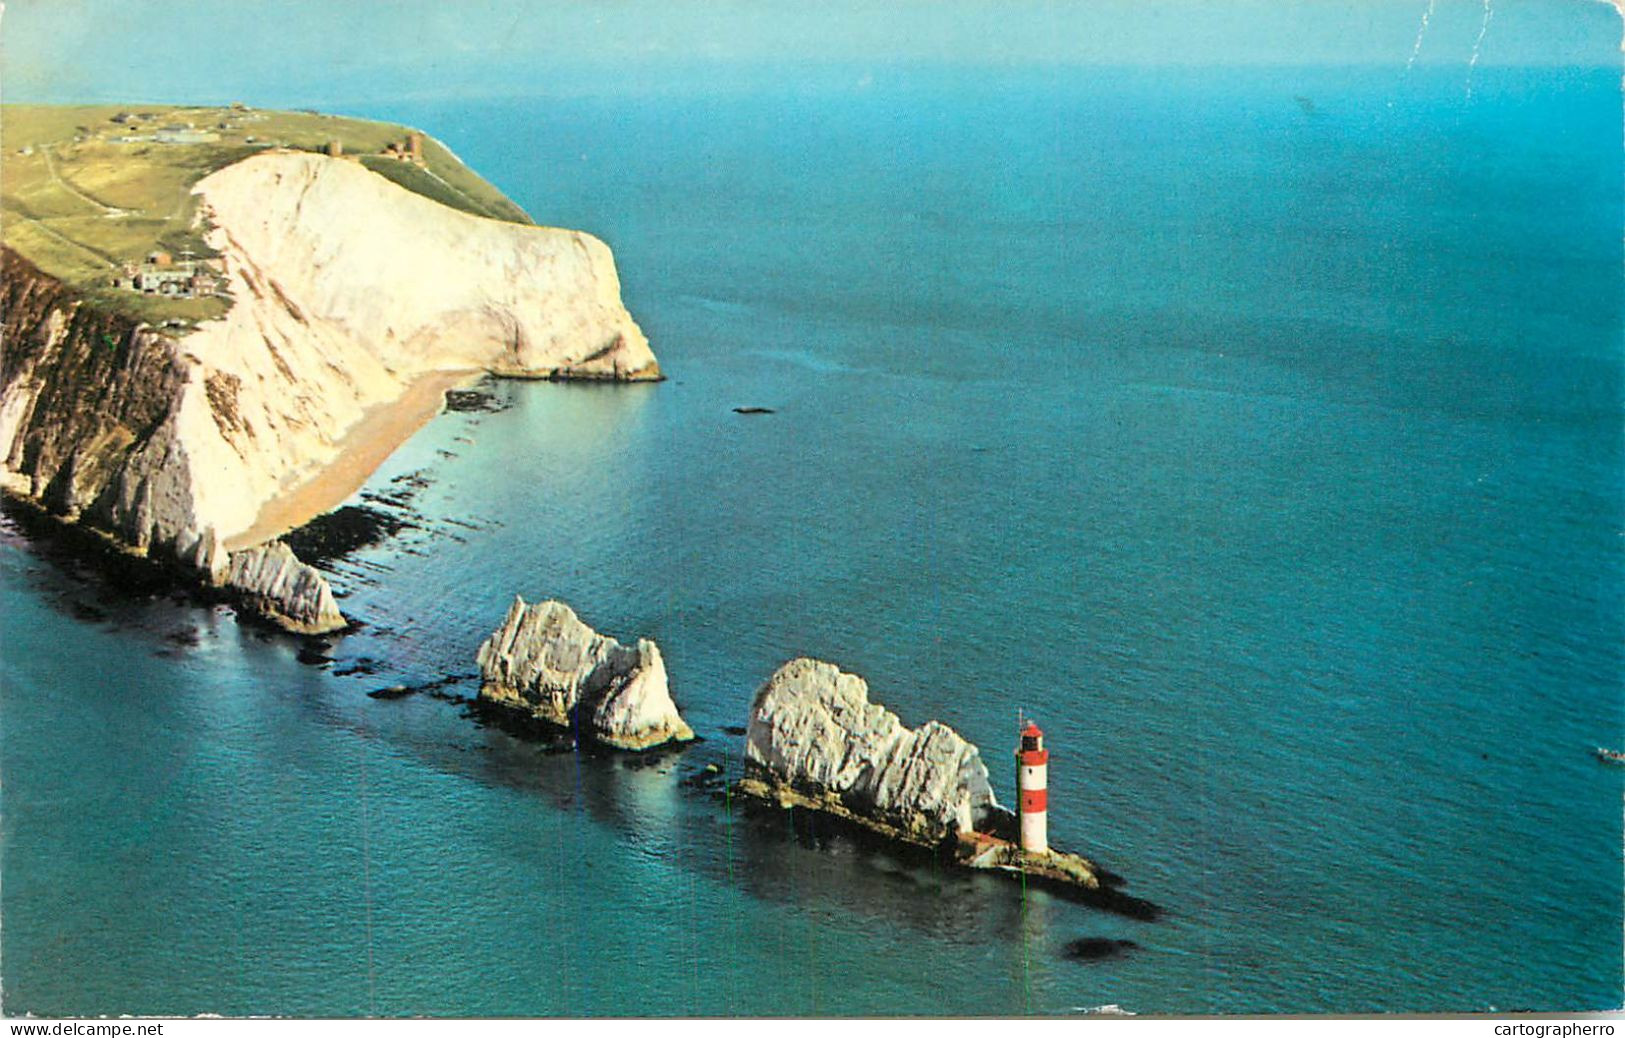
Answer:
[959,834,1161,920]
[734,776,1160,920]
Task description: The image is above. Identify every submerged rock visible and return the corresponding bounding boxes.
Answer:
[283,505,408,568]
[222,541,345,635]
[475,596,694,751]
[742,657,1003,843]
[1063,937,1139,962]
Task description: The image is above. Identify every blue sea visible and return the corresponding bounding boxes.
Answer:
[2,61,1621,1016]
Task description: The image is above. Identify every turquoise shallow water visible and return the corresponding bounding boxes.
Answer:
[2,63,1622,1016]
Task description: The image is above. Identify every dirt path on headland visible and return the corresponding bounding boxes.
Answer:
[225,368,483,551]
[43,146,130,217]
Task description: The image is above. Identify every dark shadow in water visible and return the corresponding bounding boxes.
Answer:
[366,673,473,700]
[365,682,1164,943]
[283,505,412,569]
[1064,937,1139,961]
[4,495,1163,953]
[443,387,509,413]
[2,497,191,604]
[721,790,1161,922]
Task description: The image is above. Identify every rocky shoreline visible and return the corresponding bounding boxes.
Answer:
[0,148,660,634]
[0,491,347,638]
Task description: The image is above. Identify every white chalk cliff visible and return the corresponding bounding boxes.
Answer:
[476,596,694,751]
[744,658,1003,842]
[0,151,656,629]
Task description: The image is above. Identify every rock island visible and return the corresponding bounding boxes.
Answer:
[476,596,695,751]
[740,657,1158,917]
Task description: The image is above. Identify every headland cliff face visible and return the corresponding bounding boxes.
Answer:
[0,151,656,631]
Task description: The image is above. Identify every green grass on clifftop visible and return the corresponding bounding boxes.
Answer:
[1,104,534,324]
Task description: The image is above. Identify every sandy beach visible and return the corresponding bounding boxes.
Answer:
[224,368,482,551]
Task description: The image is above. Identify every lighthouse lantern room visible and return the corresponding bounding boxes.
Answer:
[1016,719,1049,854]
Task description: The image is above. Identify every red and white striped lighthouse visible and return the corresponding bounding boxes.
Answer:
[1016,719,1049,854]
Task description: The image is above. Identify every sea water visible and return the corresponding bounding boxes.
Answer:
[2,63,1621,1016]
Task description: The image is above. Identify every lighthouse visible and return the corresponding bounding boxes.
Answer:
[1016,719,1049,854]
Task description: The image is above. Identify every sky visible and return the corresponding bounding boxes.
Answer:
[1,0,1620,107]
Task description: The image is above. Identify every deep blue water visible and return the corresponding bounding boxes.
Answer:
[3,62,1622,1016]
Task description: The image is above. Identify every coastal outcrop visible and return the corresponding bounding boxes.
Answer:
[0,249,220,570]
[737,657,1158,918]
[475,596,694,750]
[741,657,1005,843]
[0,147,658,629]
[222,541,345,635]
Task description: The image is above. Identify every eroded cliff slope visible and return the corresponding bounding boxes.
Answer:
[1,150,657,628]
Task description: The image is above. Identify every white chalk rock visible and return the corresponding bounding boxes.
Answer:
[475,596,694,751]
[223,540,345,634]
[745,657,1002,841]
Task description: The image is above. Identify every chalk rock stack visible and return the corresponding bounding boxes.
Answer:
[222,541,345,635]
[744,657,1003,842]
[475,596,694,751]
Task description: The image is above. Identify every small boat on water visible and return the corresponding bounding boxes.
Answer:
[1594,747,1625,765]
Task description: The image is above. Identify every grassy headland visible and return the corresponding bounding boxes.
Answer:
[1,104,533,324]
